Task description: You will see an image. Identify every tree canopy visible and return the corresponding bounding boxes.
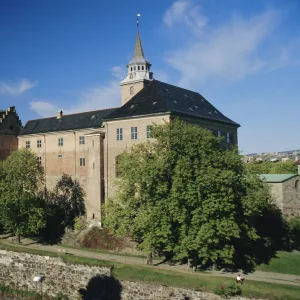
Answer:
[0,149,46,241]
[245,160,297,174]
[104,119,272,270]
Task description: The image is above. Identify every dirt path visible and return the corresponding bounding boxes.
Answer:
[1,237,300,287]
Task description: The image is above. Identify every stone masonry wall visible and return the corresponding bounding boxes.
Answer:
[0,250,111,299]
[0,250,261,300]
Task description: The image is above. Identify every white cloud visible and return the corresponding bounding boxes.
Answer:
[110,66,126,80]
[163,0,207,34]
[30,67,122,117]
[164,1,299,88]
[0,79,37,96]
[30,101,59,118]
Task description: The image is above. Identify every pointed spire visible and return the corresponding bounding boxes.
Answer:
[133,32,145,59]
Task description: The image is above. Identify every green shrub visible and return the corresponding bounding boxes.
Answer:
[74,216,87,231]
[214,283,242,298]
[288,217,300,250]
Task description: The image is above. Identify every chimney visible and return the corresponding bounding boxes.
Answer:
[57,110,63,119]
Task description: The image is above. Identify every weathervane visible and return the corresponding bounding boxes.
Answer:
[137,13,141,31]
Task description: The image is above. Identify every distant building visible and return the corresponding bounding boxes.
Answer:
[259,168,300,217]
[0,106,22,160]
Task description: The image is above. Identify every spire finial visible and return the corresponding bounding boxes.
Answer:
[137,13,141,32]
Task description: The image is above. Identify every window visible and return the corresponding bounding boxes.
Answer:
[37,140,42,148]
[134,66,136,71]
[58,154,63,158]
[116,128,123,141]
[93,162,95,169]
[115,155,121,178]
[80,158,86,167]
[142,66,144,70]
[58,137,64,146]
[138,66,140,70]
[130,86,134,95]
[146,125,152,139]
[130,67,133,71]
[25,141,30,149]
[226,132,231,143]
[79,136,85,145]
[131,126,138,140]
[217,130,222,137]
[37,157,42,165]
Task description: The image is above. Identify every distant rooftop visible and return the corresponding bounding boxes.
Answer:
[259,174,298,183]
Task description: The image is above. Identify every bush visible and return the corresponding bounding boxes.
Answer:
[80,227,128,251]
[214,283,242,298]
[288,217,300,250]
[74,216,88,231]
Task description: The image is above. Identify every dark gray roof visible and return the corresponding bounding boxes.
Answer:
[104,80,240,127]
[20,108,117,135]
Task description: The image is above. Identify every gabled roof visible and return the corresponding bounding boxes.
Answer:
[19,108,117,136]
[104,80,240,127]
[259,174,298,183]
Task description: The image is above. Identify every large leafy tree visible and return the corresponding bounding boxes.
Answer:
[0,149,46,242]
[39,173,86,243]
[104,120,271,270]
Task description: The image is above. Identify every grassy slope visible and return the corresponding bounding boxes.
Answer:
[1,243,300,300]
[256,251,300,276]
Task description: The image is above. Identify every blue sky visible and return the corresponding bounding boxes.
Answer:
[1,0,299,154]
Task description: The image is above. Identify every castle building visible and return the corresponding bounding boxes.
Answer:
[0,106,22,161]
[18,31,240,223]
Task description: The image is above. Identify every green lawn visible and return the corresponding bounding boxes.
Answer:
[1,242,300,299]
[60,243,149,259]
[256,251,300,276]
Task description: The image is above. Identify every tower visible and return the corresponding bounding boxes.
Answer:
[120,20,153,105]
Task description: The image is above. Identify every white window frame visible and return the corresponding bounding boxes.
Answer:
[226,132,231,143]
[79,136,85,145]
[80,157,86,167]
[146,125,152,139]
[37,140,42,148]
[131,127,138,140]
[37,156,42,165]
[116,128,123,141]
[25,141,30,148]
[58,137,64,146]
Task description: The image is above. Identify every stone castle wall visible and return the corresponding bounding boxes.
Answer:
[0,250,260,300]
[0,250,111,299]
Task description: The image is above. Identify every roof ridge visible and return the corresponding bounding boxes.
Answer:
[26,107,119,123]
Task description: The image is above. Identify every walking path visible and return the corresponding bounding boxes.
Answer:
[1,236,300,287]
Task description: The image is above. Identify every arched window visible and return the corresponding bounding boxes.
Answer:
[130,67,133,71]
[142,66,144,70]
[115,155,121,178]
[138,66,140,70]
[134,66,136,71]
[130,86,134,95]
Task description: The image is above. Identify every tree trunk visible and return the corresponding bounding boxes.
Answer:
[17,235,21,243]
[146,252,153,265]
